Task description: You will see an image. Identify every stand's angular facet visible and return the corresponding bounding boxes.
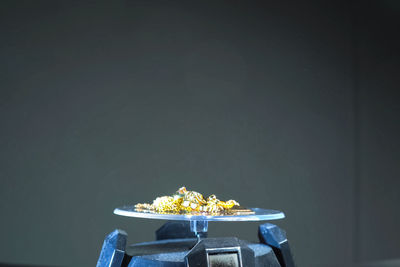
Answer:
[259,223,296,267]
[96,229,127,267]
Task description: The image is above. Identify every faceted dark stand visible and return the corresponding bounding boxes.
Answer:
[96,207,295,267]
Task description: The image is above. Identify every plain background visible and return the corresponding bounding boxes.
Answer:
[0,1,399,267]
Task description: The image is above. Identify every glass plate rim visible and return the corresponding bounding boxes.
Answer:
[113,206,285,221]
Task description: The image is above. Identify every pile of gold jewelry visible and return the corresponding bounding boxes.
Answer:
[135,186,240,213]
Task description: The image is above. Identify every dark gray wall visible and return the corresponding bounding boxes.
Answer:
[355,0,400,264]
[0,1,398,267]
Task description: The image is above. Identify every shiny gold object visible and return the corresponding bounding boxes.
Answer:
[135,186,242,214]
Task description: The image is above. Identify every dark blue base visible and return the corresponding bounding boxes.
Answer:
[96,223,295,267]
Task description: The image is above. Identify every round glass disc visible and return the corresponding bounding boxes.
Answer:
[113,206,285,221]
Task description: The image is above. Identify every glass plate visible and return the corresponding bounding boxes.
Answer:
[113,206,285,221]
